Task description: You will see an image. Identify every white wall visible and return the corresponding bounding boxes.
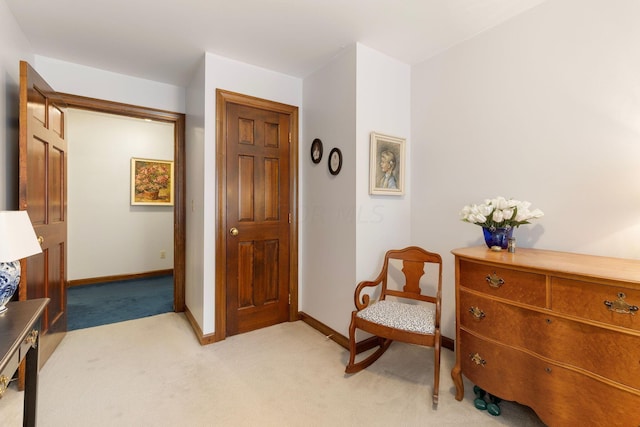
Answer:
[411,0,640,339]
[0,0,33,210]
[67,109,174,280]
[189,53,302,335]
[355,44,412,279]
[301,46,357,335]
[301,44,412,337]
[33,56,185,113]
[185,57,206,330]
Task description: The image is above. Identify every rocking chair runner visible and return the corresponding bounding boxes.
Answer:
[345,246,443,406]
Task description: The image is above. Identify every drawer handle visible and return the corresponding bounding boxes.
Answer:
[604,292,639,315]
[469,353,486,367]
[485,272,504,288]
[0,375,8,398]
[25,329,38,348]
[469,306,486,320]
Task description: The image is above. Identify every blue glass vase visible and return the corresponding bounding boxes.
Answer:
[482,227,514,249]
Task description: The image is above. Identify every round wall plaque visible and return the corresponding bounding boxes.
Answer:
[311,138,323,164]
[328,148,342,175]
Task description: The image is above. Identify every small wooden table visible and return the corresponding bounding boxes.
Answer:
[0,298,49,427]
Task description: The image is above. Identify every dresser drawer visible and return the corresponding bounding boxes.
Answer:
[551,277,640,332]
[458,260,546,307]
[543,315,640,390]
[460,291,550,352]
[460,330,640,427]
[460,291,640,390]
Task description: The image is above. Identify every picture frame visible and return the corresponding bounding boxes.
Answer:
[369,132,405,195]
[311,138,323,164]
[131,157,174,206]
[328,147,342,175]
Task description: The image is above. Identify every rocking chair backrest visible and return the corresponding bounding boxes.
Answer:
[380,246,443,305]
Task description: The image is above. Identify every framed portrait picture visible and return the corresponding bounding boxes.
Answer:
[131,157,174,206]
[369,132,405,195]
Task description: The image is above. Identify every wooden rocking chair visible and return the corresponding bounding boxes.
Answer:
[345,246,443,406]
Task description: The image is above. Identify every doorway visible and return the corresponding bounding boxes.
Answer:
[59,93,186,313]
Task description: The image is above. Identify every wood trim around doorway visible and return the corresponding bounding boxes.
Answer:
[215,89,299,342]
[58,92,186,312]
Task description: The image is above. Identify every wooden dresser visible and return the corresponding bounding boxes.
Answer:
[451,246,640,427]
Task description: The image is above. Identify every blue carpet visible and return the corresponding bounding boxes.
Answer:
[67,275,173,330]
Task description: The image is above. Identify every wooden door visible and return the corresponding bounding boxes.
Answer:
[224,100,293,336]
[18,61,67,366]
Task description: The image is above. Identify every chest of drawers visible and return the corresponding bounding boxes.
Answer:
[451,247,640,427]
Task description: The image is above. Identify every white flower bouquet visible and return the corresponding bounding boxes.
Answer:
[460,196,544,230]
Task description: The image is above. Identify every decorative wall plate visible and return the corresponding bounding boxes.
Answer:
[311,138,323,164]
[328,148,342,175]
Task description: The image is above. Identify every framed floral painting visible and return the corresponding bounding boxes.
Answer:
[131,158,174,206]
[369,132,405,195]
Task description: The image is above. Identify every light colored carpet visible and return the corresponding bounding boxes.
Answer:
[4,313,545,426]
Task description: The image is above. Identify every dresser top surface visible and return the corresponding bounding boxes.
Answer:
[452,246,640,286]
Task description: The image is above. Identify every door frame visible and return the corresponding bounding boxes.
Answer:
[58,93,186,311]
[215,89,299,342]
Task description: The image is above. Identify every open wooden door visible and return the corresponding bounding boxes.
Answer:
[18,61,67,366]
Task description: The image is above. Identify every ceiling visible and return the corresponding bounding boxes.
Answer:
[5,0,546,87]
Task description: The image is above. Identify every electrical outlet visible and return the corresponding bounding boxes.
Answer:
[160,250,166,259]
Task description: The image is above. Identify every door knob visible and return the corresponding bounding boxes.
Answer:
[37,236,44,245]
[229,227,239,236]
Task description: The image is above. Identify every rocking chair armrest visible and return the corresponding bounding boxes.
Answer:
[353,279,382,310]
[435,289,442,328]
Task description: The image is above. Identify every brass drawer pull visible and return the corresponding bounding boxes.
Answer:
[469,306,486,320]
[469,353,486,367]
[0,375,9,398]
[25,329,38,348]
[604,292,639,315]
[485,272,505,288]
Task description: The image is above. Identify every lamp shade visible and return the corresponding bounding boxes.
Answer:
[0,211,42,262]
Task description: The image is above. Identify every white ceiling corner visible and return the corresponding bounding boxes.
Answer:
[4,0,547,86]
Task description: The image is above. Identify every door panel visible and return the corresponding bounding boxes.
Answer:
[50,146,65,220]
[19,61,67,366]
[225,102,291,336]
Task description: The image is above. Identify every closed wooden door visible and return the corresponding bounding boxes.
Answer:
[224,100,293,336]
[18,61,67,366]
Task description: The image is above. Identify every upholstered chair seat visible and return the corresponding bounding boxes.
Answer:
[356,300,435,335]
